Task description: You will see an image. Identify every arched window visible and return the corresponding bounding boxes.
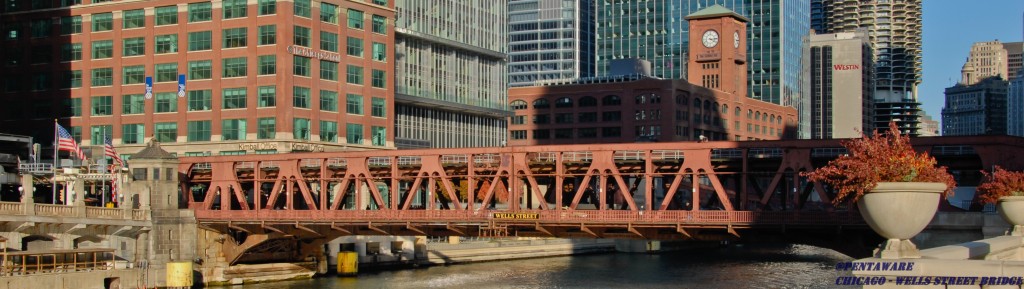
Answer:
[677,94,689,105]
[579,96,597,107]
[713,102,720,113]
[651,94,661,103]
[704,100,712,110]
[734,107,741,116]
[693,98,702,108]
[762,113,768,122]
[722,104,728,114]
[602,95,621,106]
[510,100,527,110]
[747,109,753,118]
[533,99,550,109]
[555,97,573,108]
[635,94,647,104]
[755,111,761,120]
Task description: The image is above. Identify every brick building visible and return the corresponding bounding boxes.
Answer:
[0,0,395,159]
[506,5,796,145]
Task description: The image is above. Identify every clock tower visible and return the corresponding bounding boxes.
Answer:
[685,5,749,97]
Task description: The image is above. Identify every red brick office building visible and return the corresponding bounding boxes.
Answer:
[0,0,394,158]
[507,6,797,145]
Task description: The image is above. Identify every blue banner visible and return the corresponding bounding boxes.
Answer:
[144,76,153,99]
[178,74,186,97]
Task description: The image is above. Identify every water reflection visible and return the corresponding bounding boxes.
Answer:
[215,243,853,289]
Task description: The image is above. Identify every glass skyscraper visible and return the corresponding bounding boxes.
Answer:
[508,0,596,87]
[394,0,509,148]
[595,0,809,106]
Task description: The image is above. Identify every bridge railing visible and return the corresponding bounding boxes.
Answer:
[34,204,73,216]
[194,209,863,226]
[0,201,148,221]
[0,202,23,214]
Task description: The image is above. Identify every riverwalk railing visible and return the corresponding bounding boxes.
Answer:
[0,201,148,221]
[0,248,115,276]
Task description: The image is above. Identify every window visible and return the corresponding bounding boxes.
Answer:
[155,63,177,82]
[91,68,112,86]
[347,9,364,29]
[372,42,386,61]
[29,21,47,38]
[222,57,247,77]
[510,130,526,140]
[122,124,144,144]
[258,0,276,15]
[188,60,212,80]
[293,86,310,108]
[223,28,247,48]
[258,118,276,139]
[371,126,386,146]
[346,94,363,114]
[371,69,386,88]
[188,90,212,111]
[509,100,526,110]
[91,96,112,116]
[346,65,363,84]
[258,55,276,75]
[320,121,337,142]
[122,94,145,115]
[189,2,212,22]
[65,70,82,88]
[119,10,144,29]
[602,95,621,106]
[321,3,338,24]
[555,97,573,108]
[293,118,310,140]
[223,0,247,19]
[187,120,211,142]
[123,65,145,84]
[61,43,81,61]
[320,60,338,81]
[92,13,112,32]
[294,26,310,47]
[294,56,310,76]
[372,0,388,6]
[223,88,247,109]
[91,40,112,59]
[371,97,386,117]
[155,92,177,113]
[258,86,276,107]
[294,0,311,17]
[155,6,178,26]
[320,90,338,111]
[155,123,177,143]
[579,96,597,107]
[155,34,178,54]
[346,123,363,144]
[123,37,145,57]
[258,25,276,45]
[188,31,212,51]
[320,32,338,52]
[371,15,386,34]
[68,98,82,117]
[90,125,113,145]
[222,119,246,140]
[60,16,81,34]
[346,37,363,57]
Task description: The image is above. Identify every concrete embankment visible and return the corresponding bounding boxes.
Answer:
[417,238,617,265]
[0,269,143,289]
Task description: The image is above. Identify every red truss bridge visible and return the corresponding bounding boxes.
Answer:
[178,136,1024,243]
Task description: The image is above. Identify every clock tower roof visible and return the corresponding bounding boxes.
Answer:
[685,4,748,22]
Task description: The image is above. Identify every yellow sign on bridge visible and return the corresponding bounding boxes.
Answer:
[492,212,540,220]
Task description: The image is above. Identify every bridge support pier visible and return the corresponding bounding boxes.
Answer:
[615,240,661,253]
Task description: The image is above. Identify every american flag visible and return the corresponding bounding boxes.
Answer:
[104,136,123,167]
[56,123,86,160]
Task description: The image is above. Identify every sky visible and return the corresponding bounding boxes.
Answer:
[919,1,1024,121]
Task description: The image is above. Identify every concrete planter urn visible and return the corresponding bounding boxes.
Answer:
[997,196,1024,236]
[857,182,947,259]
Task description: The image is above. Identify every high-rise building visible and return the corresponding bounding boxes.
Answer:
[813,0,923,136]
[594,0,810,106]
[1009,72,1024,137]
[800,32,873,139]
[960,40,1011,85]
[393,0,508,148]
[917,111,939,137]
[0,0,396,157]
[507,6,797,146]
[508,0,596,87]
[1006,42,1023,80]
[942,77,1008,136]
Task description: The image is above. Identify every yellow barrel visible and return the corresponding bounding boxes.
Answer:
[166,261,193,287]
[337,251,358,276]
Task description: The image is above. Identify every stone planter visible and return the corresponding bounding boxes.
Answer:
[857,182,947,259]
[997,196,1024,236]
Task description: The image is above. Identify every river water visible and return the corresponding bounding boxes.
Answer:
[215,243,854,289]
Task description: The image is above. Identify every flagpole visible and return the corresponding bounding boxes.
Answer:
[52,119,58,204]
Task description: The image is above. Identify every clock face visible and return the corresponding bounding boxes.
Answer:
[734,31,740,48]
[701,30,719,48]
